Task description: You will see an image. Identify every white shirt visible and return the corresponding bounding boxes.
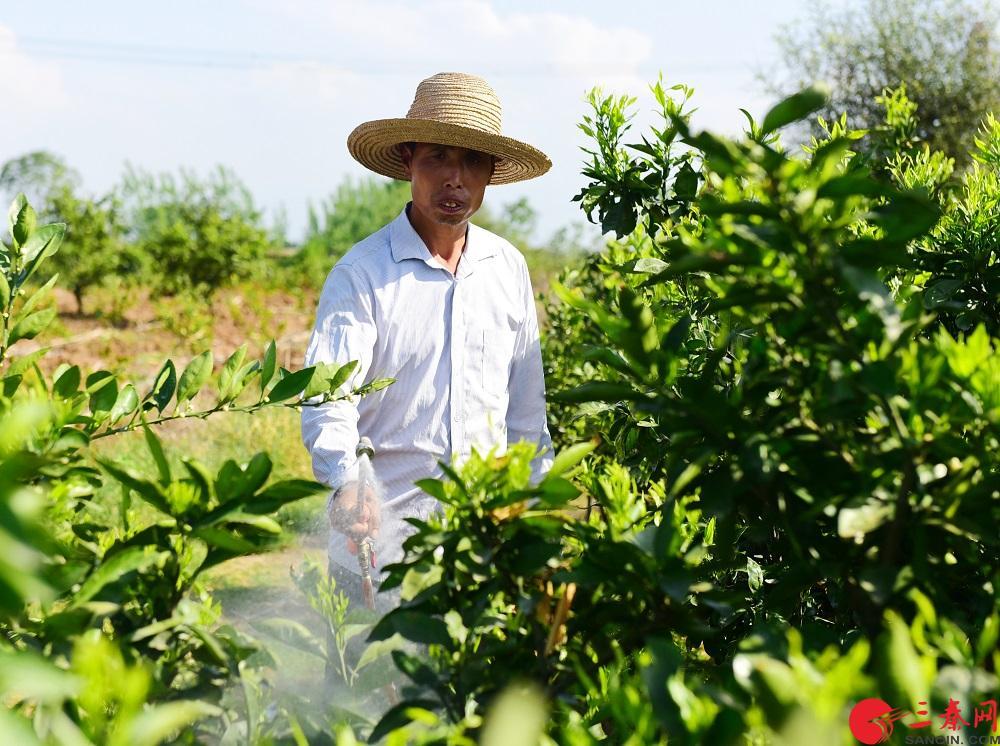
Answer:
[301,201,554,575]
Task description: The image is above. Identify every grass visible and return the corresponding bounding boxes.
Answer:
[89,405,328,538]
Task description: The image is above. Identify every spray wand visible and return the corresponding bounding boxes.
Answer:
[353,437,400,706]
[354,437,377,611]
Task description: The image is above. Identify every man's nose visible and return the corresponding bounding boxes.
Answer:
[442,160,463,188]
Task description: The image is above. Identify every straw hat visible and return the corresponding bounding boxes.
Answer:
[347,72,551,185]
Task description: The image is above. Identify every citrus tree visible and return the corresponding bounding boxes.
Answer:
[0,194,394,743]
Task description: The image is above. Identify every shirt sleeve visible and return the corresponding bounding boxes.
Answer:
[300,264,377,493]
[506,257,554,484]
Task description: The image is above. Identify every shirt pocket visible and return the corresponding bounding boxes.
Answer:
[477,327,517,398]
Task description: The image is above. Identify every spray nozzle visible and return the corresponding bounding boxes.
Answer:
[356,437,375,460]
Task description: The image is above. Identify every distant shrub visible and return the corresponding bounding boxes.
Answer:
[118,164,274,295]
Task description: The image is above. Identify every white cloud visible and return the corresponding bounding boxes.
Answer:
[262,0,651,82]
[252,61,366,108]
[0,26,68,114]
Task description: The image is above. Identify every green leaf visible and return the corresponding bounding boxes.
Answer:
[96,458,172,515]
[238,479,326,514]
[0,707,42,746]
[356,633,406,670]
[109,384,139,424]
[145,360,177,413]
[240,452,273,496]
[251,618,326,659]
[266,367,314,402]
[551,381,648,404]
[193,526,258,553]
[125,701,221,746]
[303,360,358,399]
[221,513,281,534]
[480,683,548,746]
[742,656,800,728]
[327,359,359,392]
[876,610,929,710]
[6,347,48,377]
[545,440,598,479]
[816,173,885,199]
[632,257,670,274]
[414,478,453,505]
[20,223,65,283]
[746,557,764,593]
[760,85,829,135]
[8,307,56,345]
[368,699,441,744]
[8,193,32,247]
[259,340,277,396]
[70,546,169,607]
[0,272,10,310]
[537,476,580,505]
[976,612,999,664]
[218,344,248,403]
[673,160,700,200]
[177,351,213,404]
[88,373,118,417]
[143,422,171,484]
[369,609,451,646]
[18,274,59,317]
[53,365,81,398]
[354,377,395,396]
[0,650,79,702]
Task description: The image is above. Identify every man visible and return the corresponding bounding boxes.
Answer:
[301,72,554,610]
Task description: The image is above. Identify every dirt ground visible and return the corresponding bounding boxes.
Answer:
[14,284,320,384]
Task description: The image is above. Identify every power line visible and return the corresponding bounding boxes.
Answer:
[0,35,750,76]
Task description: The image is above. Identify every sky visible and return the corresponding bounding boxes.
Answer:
[0,0,809,246]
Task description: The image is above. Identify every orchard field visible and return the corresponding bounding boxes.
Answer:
[3,3,1000,743]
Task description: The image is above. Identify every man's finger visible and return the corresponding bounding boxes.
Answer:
[346,538,358,555]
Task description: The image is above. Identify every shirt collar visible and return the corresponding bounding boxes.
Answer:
[389,201,496,267]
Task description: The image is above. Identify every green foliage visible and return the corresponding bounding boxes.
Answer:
[118,164,274,295]
[296,176,412,279]
[46,185,144,314]
[367,78,1000,743]
[768,0,1000,164]
[0,195,395,742]
[0,150,79,209]
[894,112,1000,337]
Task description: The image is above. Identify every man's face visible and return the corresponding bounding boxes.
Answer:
[400,142,494,227]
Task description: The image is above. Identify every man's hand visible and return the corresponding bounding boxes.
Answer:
[328,481,381,555]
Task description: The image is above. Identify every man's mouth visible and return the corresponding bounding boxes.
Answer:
[439,199,465,211]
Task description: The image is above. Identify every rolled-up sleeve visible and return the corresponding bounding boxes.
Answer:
[506,259,554,484]
[300,264,376,491]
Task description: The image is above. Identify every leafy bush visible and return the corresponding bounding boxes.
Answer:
[46,185,144,314]
[118,165,274,295]
[1,195,395,742]
[296,176,412,281]
[364,79,1000,743]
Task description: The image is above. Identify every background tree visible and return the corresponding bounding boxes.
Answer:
[0,150,79,210]
[766,0,1000,164]
[46,186,143,315]
[297,176,412,279]
[117,164,274,295]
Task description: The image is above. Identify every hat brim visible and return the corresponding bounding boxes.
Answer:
[347,118,551,185]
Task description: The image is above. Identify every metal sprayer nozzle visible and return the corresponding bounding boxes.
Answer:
[356,437,375,460]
